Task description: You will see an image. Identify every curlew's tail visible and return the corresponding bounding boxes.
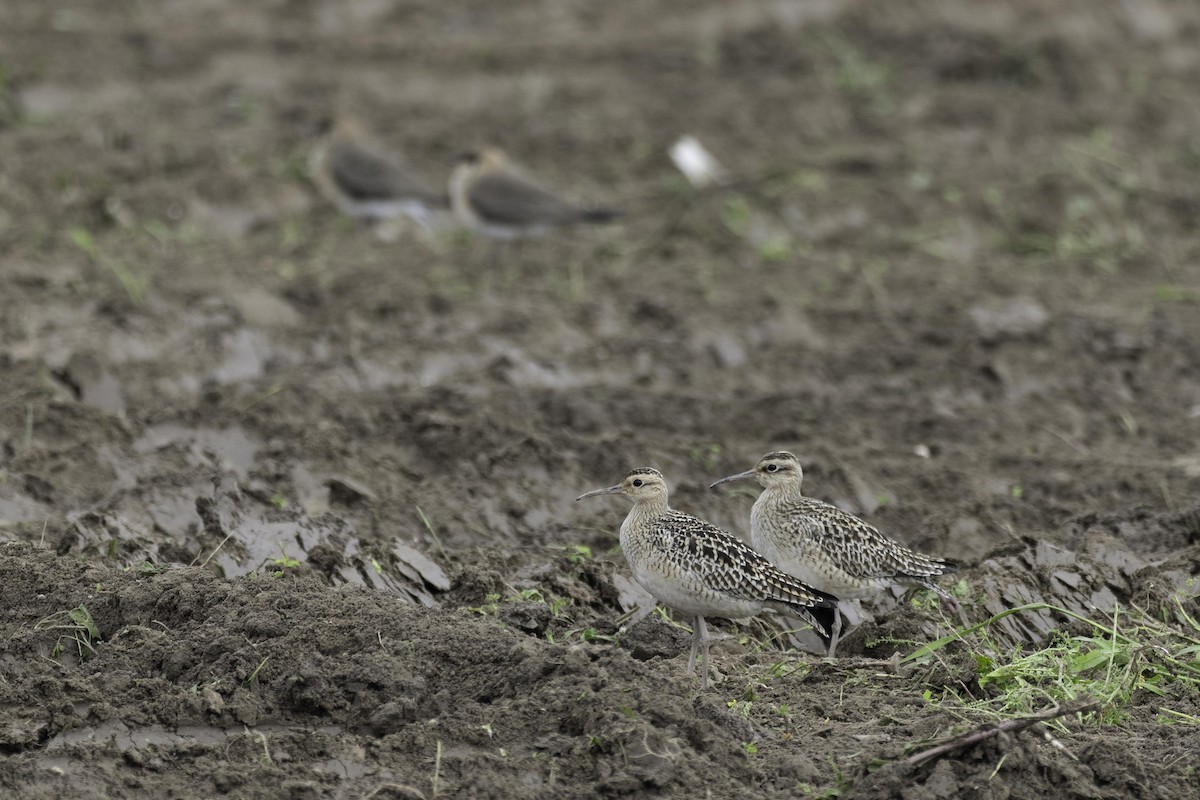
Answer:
[804,603,839,644]
[766,586,840,641]
[932,556,958,574]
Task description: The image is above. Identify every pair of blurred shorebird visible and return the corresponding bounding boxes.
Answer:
[309,118,618,240]
[578,452,958,689]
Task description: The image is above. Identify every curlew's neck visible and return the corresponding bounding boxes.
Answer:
[619,496,670,546]
[761,478,805,505]
[628,495,670,519]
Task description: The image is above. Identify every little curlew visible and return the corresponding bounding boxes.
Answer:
[577,467,838,688]
[711,451,956,656]
[450,147,618,240]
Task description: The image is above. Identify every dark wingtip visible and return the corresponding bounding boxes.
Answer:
[809,603,840,643]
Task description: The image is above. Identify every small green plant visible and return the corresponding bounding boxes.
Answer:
[720,196,751,238]
[468,593,502,616]
[250,729,271,765]
[244,657,269,686]
[68,227,145,304]
[767,660,807,680]
[566,544,592,563]
[548,597,573,619]
[689,443,723,473]
[431,739,443,798]
[36,604,101,662]
[910,589,941,611]
[758,235,792,263]
[496,586,573,622]
[1154,285,1200,303]
[741,741,758,754]
[269,546,301,577]
[825,35,892,114]
[727,699,754,719]
[796,758,851,799]
[566,627,617,644]
[416,505,448,559]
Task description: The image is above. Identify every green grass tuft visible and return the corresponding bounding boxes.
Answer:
[907,599,1200,726]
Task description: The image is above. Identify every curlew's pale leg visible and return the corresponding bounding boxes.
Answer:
[827,610,843,657]
[694,616,713,689]
[686,616,701,674]
[937,588,970,630]
[686,622,699,676]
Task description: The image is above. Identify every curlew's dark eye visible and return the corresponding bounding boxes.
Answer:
[766,464,779,473]
[632,479,644,487]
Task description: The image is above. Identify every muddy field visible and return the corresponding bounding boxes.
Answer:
[3,0,1200,797]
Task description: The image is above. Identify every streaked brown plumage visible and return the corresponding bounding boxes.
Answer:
[577,467,837,688]
[450,147,617,240]
[711,451,955,655]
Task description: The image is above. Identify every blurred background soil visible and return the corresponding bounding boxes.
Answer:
[1,0,1199,797]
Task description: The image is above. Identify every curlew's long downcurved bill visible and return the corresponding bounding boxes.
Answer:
[576,484,623,501]
[708,469,757,489]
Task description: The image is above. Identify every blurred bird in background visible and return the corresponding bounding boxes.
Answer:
[449,147,618,241]
[309,117,449,229]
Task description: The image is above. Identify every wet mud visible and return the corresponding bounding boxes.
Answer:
[2,0,1200,797]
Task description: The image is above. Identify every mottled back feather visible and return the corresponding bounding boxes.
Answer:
[621,507,838,638]
[771,495,953,584]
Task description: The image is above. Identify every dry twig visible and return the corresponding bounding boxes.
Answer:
[906,698,1099,767]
